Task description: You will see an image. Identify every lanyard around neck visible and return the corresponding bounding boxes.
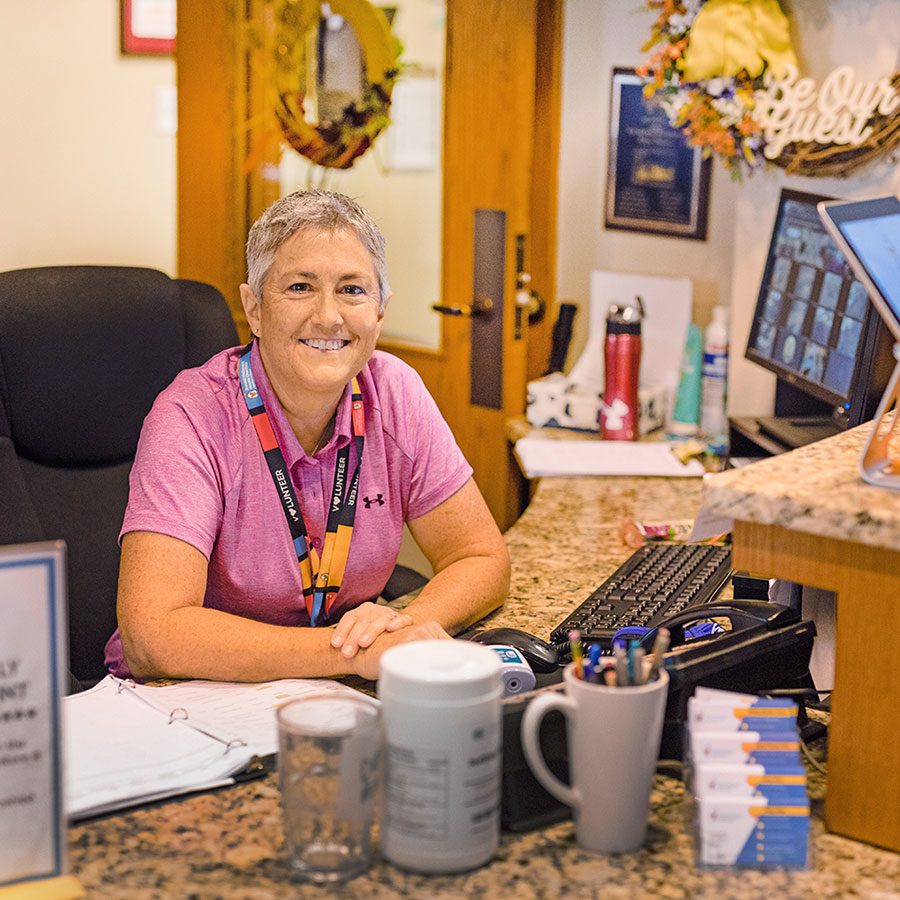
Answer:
[238,342,365,626]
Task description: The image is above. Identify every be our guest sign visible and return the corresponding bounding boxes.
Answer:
[0,542,73,895]
[755,65,900,160]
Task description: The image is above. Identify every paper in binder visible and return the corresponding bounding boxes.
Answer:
[64,675,374,819]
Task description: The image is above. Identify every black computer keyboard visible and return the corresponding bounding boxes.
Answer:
[550,543,732,651]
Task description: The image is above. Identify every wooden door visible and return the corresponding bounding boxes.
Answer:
[177,0,562,531]
[381,0,562,530]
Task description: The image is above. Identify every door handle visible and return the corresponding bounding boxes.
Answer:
[432,295,494,317]
[514,234,546,338]
[516,273,547,324]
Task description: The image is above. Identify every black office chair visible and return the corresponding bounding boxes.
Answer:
[380,564,428,602]
[0,266,239,689]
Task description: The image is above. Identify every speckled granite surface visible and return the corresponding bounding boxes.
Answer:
[67,476,900,897]
[703,419,900,553]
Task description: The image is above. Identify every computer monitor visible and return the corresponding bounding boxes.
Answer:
[745,188,893,432]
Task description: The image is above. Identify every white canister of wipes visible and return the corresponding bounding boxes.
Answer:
[377,640,503,873]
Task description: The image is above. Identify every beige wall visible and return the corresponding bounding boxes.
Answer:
[0,0,176,274]
[557,0,900,419]
[556,1,738,370]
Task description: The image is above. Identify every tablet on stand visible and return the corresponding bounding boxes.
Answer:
[819,195,900,490]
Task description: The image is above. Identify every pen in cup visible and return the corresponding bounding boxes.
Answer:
[626,640,640,685]
[632,647,646,685]
[648,627,670,682]
[586,643,602,683]
[614,643,628,686]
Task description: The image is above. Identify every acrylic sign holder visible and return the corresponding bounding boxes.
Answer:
[859,343,900,490]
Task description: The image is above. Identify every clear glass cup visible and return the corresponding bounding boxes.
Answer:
[277,693,382,883]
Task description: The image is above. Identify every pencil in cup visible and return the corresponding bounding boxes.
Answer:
[569,630,584,679]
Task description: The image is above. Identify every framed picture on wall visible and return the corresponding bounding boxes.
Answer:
[605,68,711,240]
[120,0,176,56]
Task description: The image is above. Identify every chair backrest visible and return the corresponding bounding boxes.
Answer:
[0,266,238,685]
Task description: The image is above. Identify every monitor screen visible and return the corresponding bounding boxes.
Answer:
[745,189,875,408]
[818,195,900,342]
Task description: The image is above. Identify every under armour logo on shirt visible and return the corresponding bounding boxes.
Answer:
[363,494,385,508]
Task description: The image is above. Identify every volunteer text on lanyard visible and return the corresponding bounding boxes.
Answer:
[238,342,365,626]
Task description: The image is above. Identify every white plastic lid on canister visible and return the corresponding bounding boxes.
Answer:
[378,640,502,705]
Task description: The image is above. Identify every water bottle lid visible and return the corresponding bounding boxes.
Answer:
[606,296,644,334]
[606,318,641,335]
[378,640,502,704]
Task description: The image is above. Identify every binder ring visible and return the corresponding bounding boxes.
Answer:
[168,707,188,724]
[115,678,136,694]
[224,738,248,755]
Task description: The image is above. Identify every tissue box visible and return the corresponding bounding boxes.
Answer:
[526,375,668,435]
[526,375,600,431]
[639,383,668,434]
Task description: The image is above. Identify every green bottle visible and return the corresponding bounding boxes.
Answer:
[669,323,702,436]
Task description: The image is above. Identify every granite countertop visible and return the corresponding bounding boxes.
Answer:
[67,475,900,898]
[702,418,900,552]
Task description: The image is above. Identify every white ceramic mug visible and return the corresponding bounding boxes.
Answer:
[521,664,668,853]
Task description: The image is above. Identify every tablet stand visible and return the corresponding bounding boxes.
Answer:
[860,342,900,490]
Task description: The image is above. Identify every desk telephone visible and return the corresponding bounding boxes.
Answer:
[478,598,817,832]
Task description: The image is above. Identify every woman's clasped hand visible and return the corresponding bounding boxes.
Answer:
[330,602,415,657]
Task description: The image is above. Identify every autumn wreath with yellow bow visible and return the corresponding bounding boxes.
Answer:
[639,0,900,178]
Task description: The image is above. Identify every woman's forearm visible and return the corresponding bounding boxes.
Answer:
[118,531,364,682]
[401,547,509,635]
[121,607,354,682]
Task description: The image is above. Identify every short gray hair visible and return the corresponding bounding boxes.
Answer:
[245,189,390,310]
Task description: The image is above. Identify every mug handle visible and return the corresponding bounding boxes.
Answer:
[520,692,581,810]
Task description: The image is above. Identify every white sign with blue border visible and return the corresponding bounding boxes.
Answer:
[0,541,67,888]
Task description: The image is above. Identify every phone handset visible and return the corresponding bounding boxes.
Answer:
[639,600,799,649]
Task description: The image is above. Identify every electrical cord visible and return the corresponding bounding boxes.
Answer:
[800,736,827,775]
[761,687,833,696]
[760,687,830,775]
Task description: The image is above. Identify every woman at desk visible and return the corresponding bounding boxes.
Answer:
[105,190,509,682]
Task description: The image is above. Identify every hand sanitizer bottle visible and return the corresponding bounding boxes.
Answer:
[669,323,702,436]
[700,306,729,451]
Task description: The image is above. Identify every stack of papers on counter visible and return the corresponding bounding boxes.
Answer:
[514,437,705,478]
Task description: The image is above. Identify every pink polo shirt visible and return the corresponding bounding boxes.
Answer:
[104,344,472,677]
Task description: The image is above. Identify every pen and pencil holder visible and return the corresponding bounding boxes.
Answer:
[520,664,668,853]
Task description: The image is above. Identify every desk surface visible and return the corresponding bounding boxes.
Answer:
[703,419,900,552]
[68,476,900,897]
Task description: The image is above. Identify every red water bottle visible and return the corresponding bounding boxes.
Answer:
[601,297,644,441]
